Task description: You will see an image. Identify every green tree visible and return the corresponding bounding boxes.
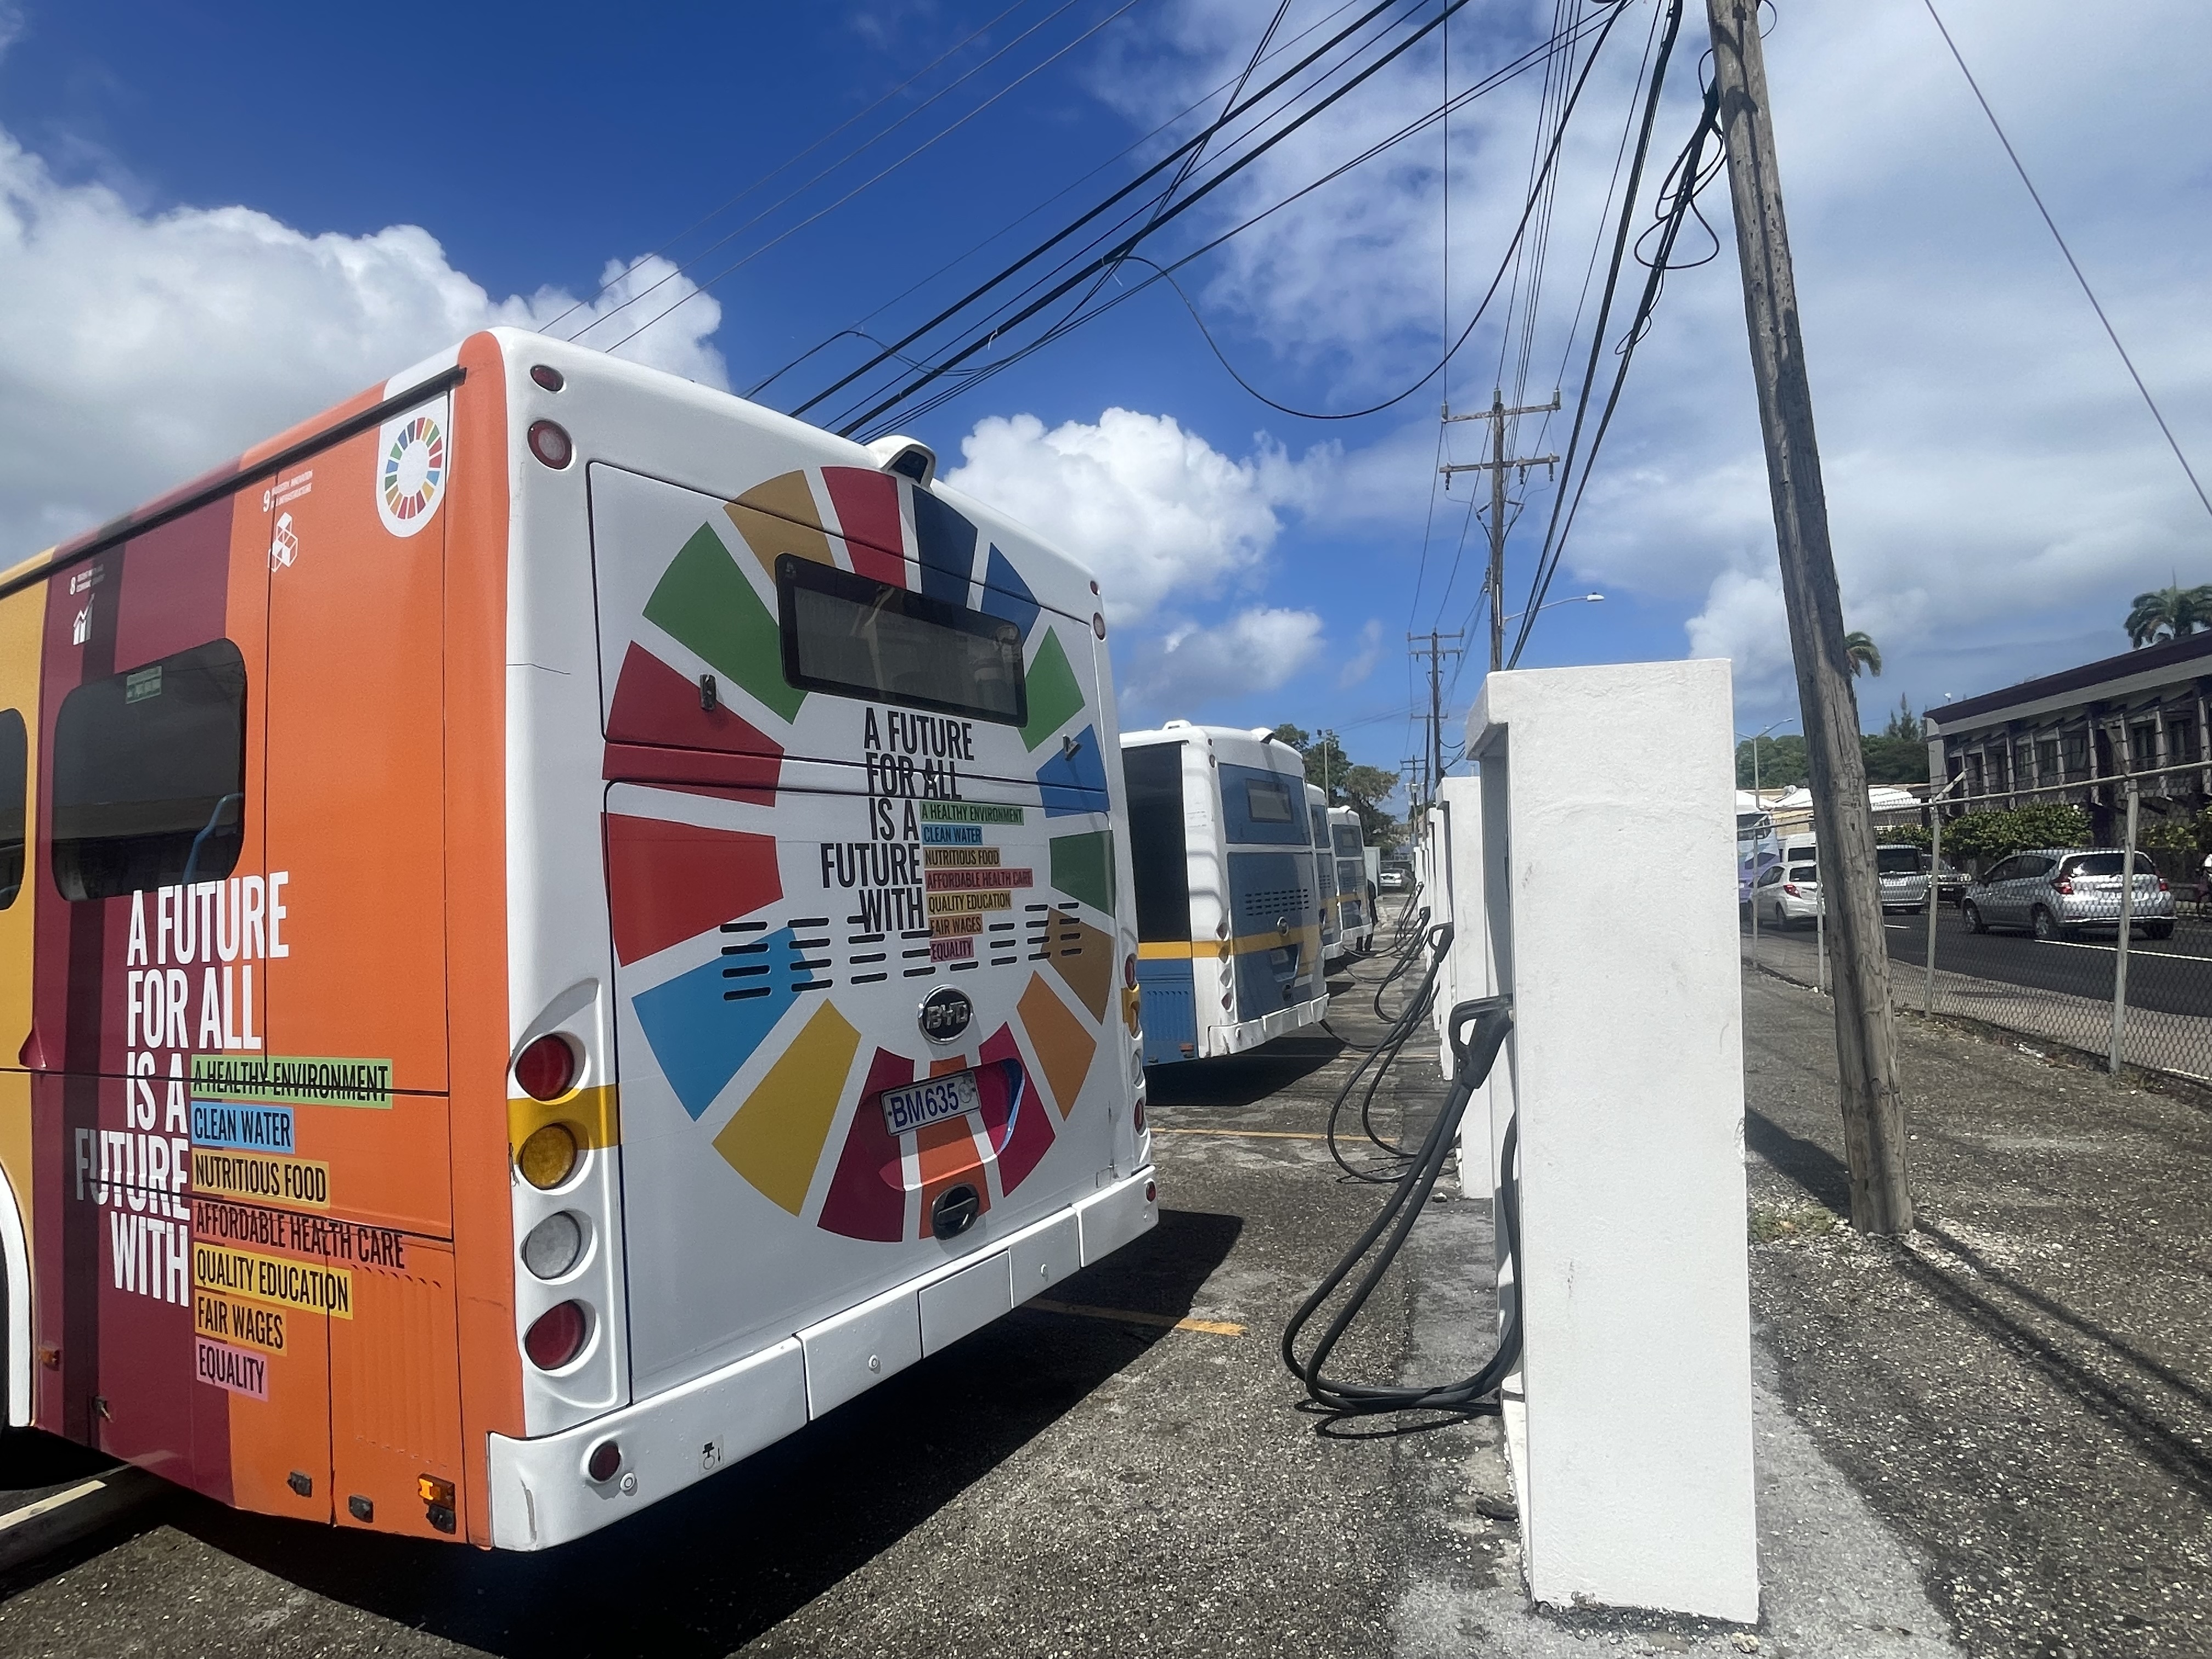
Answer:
[1938,804,2091,866]
[1736,733,1809,790]
[1340,765,1405,849]
[2124,582,2212,647]
[1843,630,1882,677]
[1861,698,1928,784]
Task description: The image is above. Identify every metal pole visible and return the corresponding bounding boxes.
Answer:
[1924,802,1940,1015]
[1750,737,1760,968]
[2111,782,2140,1075]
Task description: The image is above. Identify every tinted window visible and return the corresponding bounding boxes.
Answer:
[0,708,24,909]
[1248,781,1294,823]
[1308,806,1329,849]
[1122,742,1190,943]
[2022,856,2057,878]
[50,640,247,902]
[1333,825,1361,857]
[1757,867,1782,887]
[1788,866,1818,883]
[1219,764,1307,845]
[1876,847,1924,874]
[2061,853,2158,878]
[776,554,1026,725]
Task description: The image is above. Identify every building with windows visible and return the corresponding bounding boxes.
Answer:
[1923,630,2212,840]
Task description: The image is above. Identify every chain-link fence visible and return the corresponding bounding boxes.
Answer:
[1743,770,2212,1085]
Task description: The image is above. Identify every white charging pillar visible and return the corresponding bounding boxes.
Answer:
[1467,659,1757,1623]
[1426,777,1491,1080]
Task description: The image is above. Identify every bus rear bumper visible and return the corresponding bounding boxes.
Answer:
[485,1167,1159,1550]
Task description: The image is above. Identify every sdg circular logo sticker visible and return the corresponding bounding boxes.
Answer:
[375,400,449,537]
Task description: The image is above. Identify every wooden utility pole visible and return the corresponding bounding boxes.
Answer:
[1407,630,1464,801]
[1706,0,1913,1233]
[1442,394,1560,671]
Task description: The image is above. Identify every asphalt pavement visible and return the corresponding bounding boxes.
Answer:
[1750,906,2212,1017]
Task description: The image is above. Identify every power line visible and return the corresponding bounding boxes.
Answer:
[1918,0,2212,524]
[1003,2,1629,430]
[785,0,1414,424]
[1506,0,1689,669]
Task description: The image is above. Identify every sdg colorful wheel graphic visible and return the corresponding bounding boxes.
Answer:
[381,414,446,522]
[602,466,1118,1243]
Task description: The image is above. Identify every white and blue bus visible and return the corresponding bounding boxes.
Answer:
[1310,783,1344,968]
[1330,805,1373,955]
[1122,723,1329,1065]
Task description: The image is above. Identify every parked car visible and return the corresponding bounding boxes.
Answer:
[1752,859,1822,929]
[1961,848,2175,940]
[1876,844,1931,914]
[1933,858,1968,907]
[1378,865,1411,893]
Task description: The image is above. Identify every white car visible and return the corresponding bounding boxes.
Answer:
[1752,859,1822,928]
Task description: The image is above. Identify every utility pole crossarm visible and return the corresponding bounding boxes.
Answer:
[1437,392,1561,673]
[1439,454,1559,476]
[1444,396,1562,422]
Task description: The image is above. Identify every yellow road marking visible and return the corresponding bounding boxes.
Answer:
[0,1479,109,1536]
[1028,1298,1245,1336]
[1152,1126,1329,1141]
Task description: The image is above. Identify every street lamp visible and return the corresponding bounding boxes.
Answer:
[1500,591,1605,625]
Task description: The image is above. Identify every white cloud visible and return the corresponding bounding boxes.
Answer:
[1337,617,1385,687]
[943,405,1319,621]
[1121,603,1325,715]
[0,122,725,558]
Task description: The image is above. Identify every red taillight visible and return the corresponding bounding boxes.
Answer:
[1133,1098,1146,1133]
[515,1034,577,1102]
[1144,1180,1157,1204]
[2158,878,2170,893]
[586,1440,622,1483]
[530,364,565,392]
[1124,952,1138,989]
[1782,883,1800,897]
[524,1301,588,1370]
[2055,879,2073,895]
[528,419,573,469]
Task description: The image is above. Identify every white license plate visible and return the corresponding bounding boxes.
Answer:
[881,1069,983,1136]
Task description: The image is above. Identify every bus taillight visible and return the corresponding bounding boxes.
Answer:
[515,1034,577,1101]
[517,1124,579,1190]
[524,1301,589,1370]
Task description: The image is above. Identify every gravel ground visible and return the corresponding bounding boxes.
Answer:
[1742,966,2212,1658]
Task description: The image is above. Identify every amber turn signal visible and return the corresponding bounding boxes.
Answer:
[518,1123,579,1190]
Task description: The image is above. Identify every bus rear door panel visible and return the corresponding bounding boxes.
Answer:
[1,573,41,1428]
[585,455,1130,1410]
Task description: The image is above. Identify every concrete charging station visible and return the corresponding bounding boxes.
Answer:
[1452,659,1759,1623]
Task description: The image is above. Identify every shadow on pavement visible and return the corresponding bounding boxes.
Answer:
[1144,1035,1345,1110]
[160,1207,1243,1659]
[1746,1110,2212,1508]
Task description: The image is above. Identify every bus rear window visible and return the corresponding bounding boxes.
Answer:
[0,708,24,909]
[777,555,1026,725]
[50,639,247,902]
[1245,781,1294,823]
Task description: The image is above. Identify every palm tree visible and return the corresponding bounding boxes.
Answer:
[2124,583,2212,647]
[1843,630,1882,678]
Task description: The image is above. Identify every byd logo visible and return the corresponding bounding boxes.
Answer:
[918,988,974,1044]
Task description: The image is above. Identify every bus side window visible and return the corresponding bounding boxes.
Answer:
[49,639,248,902]
[0,707,24,908]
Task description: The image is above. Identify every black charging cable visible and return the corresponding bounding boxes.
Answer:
[1285,996,1521,1417]
[1326,921,1452,1180]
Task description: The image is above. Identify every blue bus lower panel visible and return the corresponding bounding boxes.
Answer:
[1227,850,1319,1014]
[1137,958,1199,1065]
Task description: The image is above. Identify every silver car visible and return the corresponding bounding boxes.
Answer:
[1876,844,1931,914]
[1961,847,2176,941]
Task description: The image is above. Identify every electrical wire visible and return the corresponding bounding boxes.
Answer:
[1505,0,1687,670]
[950,2,1629,432]
[1285,994,1520,1418]
[787,0,1414,424]
[1918,0,2212,524]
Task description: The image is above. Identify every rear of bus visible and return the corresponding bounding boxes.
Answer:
[1309,785,1342,968]
[0,328,1153,1551]
[1122,725,1324,1062]
[1329,806,1370,953]
[484,332,1152,1547]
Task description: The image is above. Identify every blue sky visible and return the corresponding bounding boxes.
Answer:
[0,0,2205,794]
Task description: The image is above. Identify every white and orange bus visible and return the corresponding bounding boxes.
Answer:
[0,329,1154,1549]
